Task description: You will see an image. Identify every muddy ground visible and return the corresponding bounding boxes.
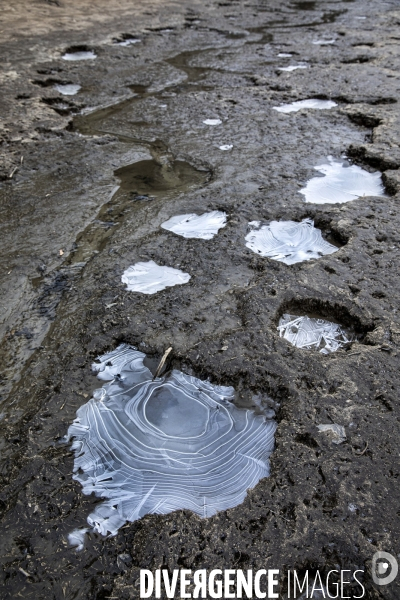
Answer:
[1,0,400,598]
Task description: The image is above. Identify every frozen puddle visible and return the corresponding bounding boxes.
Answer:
[312,39,336,45]
[54,84,81,95]
[278,53,292,58]
[62,50,96,61]
[161,211,227,239]
[278,64,308,72]
[300,156,386,204]
[66,345,276,543]
[273,98,337,113]
[203,118,222,125]
[114,37,141,46]
[121,260,190,294]
[278,314,353,354]
[245,219,337,265]
[219,144,233,151]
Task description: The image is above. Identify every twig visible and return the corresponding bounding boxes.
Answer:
[9,166,18,179]
[353,441,368,456]
[153,347,172,379]
[19,567,31,577]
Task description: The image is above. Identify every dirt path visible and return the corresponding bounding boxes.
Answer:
[1,0,400,598]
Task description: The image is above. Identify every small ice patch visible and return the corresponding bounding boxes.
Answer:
[278,64,308,72]
[219,144,233,151]
[62,50,96,61]
[54,84,81,95]
[300,156,386,204]
[278,53,292,57]
[121,260,190,294]
[278,314,353,353]
[312,39,336,45]
[115,38,141,46]
[161,211,227,239]
[273,98,337,113]
[245,218,337,265]
[203,118,222,125]
[65,345,276,537]
[68,528,89,551]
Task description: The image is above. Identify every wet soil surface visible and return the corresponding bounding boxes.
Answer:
[1,0,400,598]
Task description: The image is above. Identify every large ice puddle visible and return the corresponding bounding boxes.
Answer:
[66,345,276,547]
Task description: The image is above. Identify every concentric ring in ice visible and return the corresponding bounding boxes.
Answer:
[273,99,337,113]
[161,211,227,239]
[245,219,337,265]
[66,345,276,538]
[121,260,190,294]
[278,314,353,354]
[300,156,386,204]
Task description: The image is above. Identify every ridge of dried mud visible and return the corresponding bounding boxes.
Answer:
[1,0,400,598]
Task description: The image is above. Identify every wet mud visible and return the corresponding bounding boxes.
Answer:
[1,0,400,598]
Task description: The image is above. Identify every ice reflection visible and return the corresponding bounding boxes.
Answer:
[66,345,277,539]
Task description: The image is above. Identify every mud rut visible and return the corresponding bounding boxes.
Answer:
[1,0,400,598]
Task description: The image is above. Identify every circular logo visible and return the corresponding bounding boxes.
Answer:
[372,552,398,586]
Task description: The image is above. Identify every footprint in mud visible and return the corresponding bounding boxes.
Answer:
[65,345,277,544]
[300,156,386,204]
[245,218,338,265]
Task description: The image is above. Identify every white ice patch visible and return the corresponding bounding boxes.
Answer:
[121,260,190,294]
[54,84,81,95]
[161,211,227,240]
[312,39,336,45]
[203,118,222,125]
[115,38,141,46]
[219,144,233,151]
[278,314,353,353]
[245,219,337,265]
[273,98,337,113]
[300,156,386,204]
[278,64,308,72]
[68,528,89,551]
[62,51,96,61]
[66,345,276,537]
[278,53,293,57]
[317,424,346,444]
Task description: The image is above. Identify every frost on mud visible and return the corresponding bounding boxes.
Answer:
[65,345,276,544]
[121,260,190,294]
[161,211,227,239]
[278,314,353,354]
[245,219,338,265]
[273,99,337,113]
[300,156,386,204]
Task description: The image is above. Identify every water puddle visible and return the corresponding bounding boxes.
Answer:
[65,345,276,542]
[300,156,386,204]
[245,219,338,265]
[121,261,191,294]
[54,83,81,95]
[62,50,96,61]
[278,314,354,353]
[161,211,227,239]
[273,99,337,113]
